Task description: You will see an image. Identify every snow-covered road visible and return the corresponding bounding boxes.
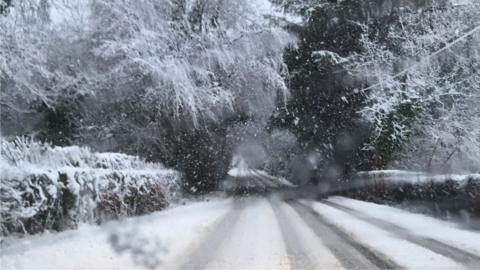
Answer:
[1,196,480,270]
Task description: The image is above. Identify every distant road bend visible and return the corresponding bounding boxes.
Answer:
[1,195,480,269]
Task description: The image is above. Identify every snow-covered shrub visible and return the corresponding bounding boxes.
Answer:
[1,137,166,170]
[0,137,181,236]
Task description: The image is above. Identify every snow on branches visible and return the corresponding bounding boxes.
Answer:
[0,0,292,141]
[347,2,480,172]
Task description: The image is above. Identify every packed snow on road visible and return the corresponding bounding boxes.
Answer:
[2,196,480,269]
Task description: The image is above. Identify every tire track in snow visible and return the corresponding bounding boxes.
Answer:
[269,198,345,269]
[201,197,290,269]
[177,198,247,270]
[269,198,320,269]
[290,201,399,269]
[322,200,480,269]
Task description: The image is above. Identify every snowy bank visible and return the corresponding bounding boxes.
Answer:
[345,170,480,220]
[0,137,181,236]
[0,198,233,270]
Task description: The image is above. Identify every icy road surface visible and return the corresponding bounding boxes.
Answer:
[1,196,480,269]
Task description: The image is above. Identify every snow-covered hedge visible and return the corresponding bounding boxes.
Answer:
[355,170,480,185]
[346,170,480,218]
[0,137,181,236]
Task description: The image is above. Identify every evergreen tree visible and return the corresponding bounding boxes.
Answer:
[271,0,370,180]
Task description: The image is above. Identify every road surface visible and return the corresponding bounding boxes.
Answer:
[1,195,480,269]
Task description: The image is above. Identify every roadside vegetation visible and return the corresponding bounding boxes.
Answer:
[1,0,479,235]
[1,137,180,236]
